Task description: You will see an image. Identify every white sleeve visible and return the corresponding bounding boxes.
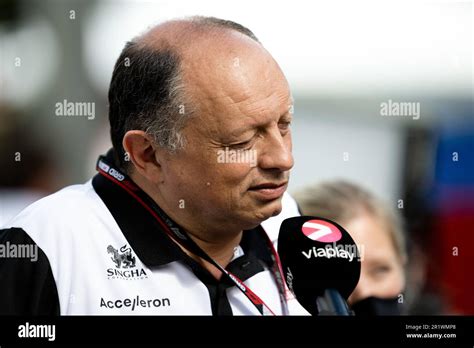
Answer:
[260,191,301,248]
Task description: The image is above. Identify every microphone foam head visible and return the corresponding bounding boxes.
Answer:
[278,216,361,314]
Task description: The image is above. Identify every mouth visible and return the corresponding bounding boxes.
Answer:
[248,181,288,201]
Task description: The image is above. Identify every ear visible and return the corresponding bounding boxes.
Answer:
[122,130,163,183]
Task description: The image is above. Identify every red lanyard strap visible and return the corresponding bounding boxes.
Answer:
[97,154,289,316]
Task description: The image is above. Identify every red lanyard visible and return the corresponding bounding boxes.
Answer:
[97,155,289,316]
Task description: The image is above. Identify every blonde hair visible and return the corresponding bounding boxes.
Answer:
[293,180,407,263]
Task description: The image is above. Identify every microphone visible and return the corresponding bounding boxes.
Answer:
[277,216,361,315]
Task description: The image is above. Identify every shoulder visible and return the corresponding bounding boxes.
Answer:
[2,180,107,254]
[4,180,97,229]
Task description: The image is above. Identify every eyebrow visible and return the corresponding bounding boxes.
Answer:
[229,111,293,137]
[365,256,395,265]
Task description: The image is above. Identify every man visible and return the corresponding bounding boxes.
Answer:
[0,16,305,315]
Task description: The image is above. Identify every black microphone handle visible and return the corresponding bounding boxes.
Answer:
[316,289,354,316]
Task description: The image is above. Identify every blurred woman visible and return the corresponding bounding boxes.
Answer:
[294,180,407,315]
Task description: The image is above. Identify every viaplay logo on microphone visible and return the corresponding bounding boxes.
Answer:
[301,220,342,242]
[301,219,363,262]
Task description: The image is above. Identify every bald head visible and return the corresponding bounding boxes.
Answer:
[137,16,260,48]
[108,17,265,170]
[109,17,290,173]
[135,17,273,110]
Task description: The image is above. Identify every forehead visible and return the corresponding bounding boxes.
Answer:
[181,33,291,136]
[347,215,398,260]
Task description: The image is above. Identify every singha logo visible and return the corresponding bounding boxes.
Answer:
[107,245,136,269]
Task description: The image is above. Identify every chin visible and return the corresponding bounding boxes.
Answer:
[254,198,283,221]
[237,195,284,229]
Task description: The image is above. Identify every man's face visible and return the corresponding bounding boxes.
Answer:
[158,35,294,234]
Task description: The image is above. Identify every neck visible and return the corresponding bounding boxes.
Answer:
[186,229,243,267]
[130,172,243,279]
[175,226,244,280]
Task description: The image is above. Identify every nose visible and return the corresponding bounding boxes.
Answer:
[348,276,374,305]
[258,125,294,172]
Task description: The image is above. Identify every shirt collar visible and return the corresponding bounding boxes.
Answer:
[92,149,274,270]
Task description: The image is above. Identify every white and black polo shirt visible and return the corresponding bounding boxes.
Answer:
[0,151,308,316]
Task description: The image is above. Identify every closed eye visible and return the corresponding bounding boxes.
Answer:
[226,137,255,150]
[370,265,392,279]
[279,120,292,129]
[279,120,292,133]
